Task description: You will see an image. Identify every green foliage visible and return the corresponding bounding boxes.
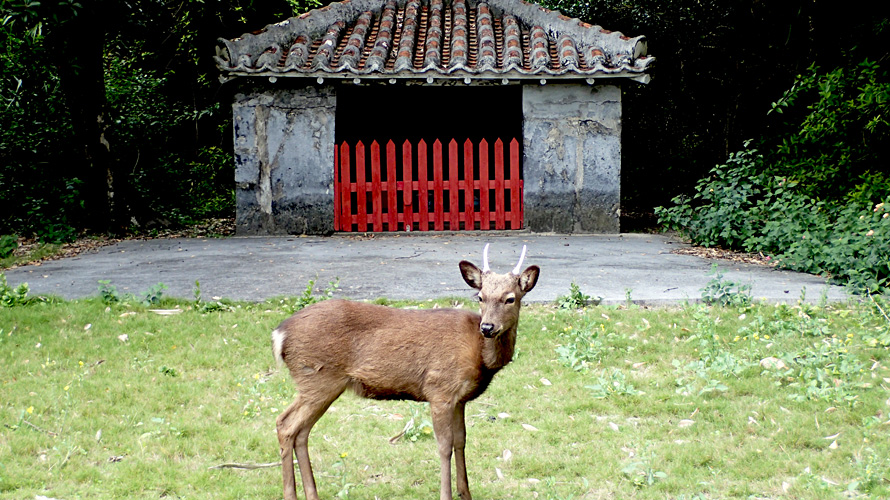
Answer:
[138,283,167,306]
[0,273,31,307]
[193,280,234,313]
[699,264,752,307]
[97,280,121,305]
[96,279,169,307]
[555,321,607,371]
[0,19,80,240]
[556,281,591,309]
[0,235,17,258]
[585,369,643,398]
[620,448,667,488]
[767,61,890,204]
[393,403,434,443]
[658,61,890,294]
[276,277,340,314]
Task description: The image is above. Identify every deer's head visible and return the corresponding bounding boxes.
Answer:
[459,244,540,338]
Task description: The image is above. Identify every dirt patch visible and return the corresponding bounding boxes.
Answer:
[7,218,235,268]
[672,245,776,266]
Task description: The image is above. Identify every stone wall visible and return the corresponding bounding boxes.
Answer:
[232,82,622,235]
[522,83,622,233]
[232,85,337,235]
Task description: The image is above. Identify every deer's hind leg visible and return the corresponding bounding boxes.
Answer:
[277,377,346,500]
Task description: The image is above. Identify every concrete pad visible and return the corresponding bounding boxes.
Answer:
[4,233,848,305]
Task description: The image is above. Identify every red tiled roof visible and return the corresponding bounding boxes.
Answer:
[215,0,653,81]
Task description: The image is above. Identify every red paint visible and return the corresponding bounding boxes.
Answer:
[334,138,522,232]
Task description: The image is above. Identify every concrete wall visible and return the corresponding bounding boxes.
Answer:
[233,85,337,235]
[522,83,621,233]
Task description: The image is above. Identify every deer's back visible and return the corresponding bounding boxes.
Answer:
[275,299,489,402]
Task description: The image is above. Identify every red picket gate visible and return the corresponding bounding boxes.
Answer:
[334,138,523,232]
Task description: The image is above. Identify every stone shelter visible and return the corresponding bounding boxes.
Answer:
[215,0,654,235]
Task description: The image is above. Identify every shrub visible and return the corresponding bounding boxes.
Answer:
[657,60,890,295]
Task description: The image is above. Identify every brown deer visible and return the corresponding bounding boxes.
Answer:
[272,244,539,500]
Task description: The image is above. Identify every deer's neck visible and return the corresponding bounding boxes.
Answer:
[482,327,516,370]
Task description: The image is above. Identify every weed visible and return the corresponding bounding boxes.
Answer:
[279,277,340,313]
[0,273,31,307]
[556,281,591,309]
[139,282,167,306]
[98,279,121,305]
[585,369,643,398]
[555,321,607,371]
[621,448,667,488]
[700,264,752,307]
[330,452,355,498]
[193,280,234,313]
[393,402,433,443]
[772,337,867,406]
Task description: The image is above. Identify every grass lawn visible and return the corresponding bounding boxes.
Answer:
[1,285,889,499]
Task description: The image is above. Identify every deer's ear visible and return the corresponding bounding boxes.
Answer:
[459,261,483,290]
[519,265,540,294]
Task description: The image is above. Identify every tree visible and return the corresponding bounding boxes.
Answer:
[0,0,315,237]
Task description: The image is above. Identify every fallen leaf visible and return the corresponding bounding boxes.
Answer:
[823,432,841,440]
[678,419,695,428]
[521,423,539,432]
[829,440,838,449]
[495,467,504,480]
[497,412,510,419]
[149,309,183,316]
[608,422,619,432]
[539,378,552,386]
[760,357,787,370]
[117,334,129,342]
[502,449,513,461]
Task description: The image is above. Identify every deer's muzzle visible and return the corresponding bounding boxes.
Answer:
[480,323,497,338]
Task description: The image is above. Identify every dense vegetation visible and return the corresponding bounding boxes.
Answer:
[1,0,888,292]
[657,56,890,294]
[0,0,318,239]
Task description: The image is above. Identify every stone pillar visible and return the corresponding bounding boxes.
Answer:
[232,85,337,235]
[522,84,621,233]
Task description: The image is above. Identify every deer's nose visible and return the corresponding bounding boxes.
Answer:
[480,323,496,337]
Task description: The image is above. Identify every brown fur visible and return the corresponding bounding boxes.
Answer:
[273,257,539,500]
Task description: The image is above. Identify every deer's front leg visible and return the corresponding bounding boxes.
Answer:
[431,401,456,500]
[452,402,472,499]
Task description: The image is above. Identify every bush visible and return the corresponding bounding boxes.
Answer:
[657,60,890,295]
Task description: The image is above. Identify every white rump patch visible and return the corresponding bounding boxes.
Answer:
[272,328,286,365]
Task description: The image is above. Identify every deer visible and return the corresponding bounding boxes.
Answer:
[271,244,539,500]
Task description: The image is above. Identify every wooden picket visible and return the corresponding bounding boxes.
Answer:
[334,138,523,232]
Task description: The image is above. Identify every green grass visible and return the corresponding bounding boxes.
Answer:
[2,292,890,499]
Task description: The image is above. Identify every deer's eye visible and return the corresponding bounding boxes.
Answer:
[505,297,516,304]
[475,294,483,302]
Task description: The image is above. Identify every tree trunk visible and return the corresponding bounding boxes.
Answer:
[52,5,127,234]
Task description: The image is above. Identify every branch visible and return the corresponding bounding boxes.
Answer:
[209,461,282,470]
